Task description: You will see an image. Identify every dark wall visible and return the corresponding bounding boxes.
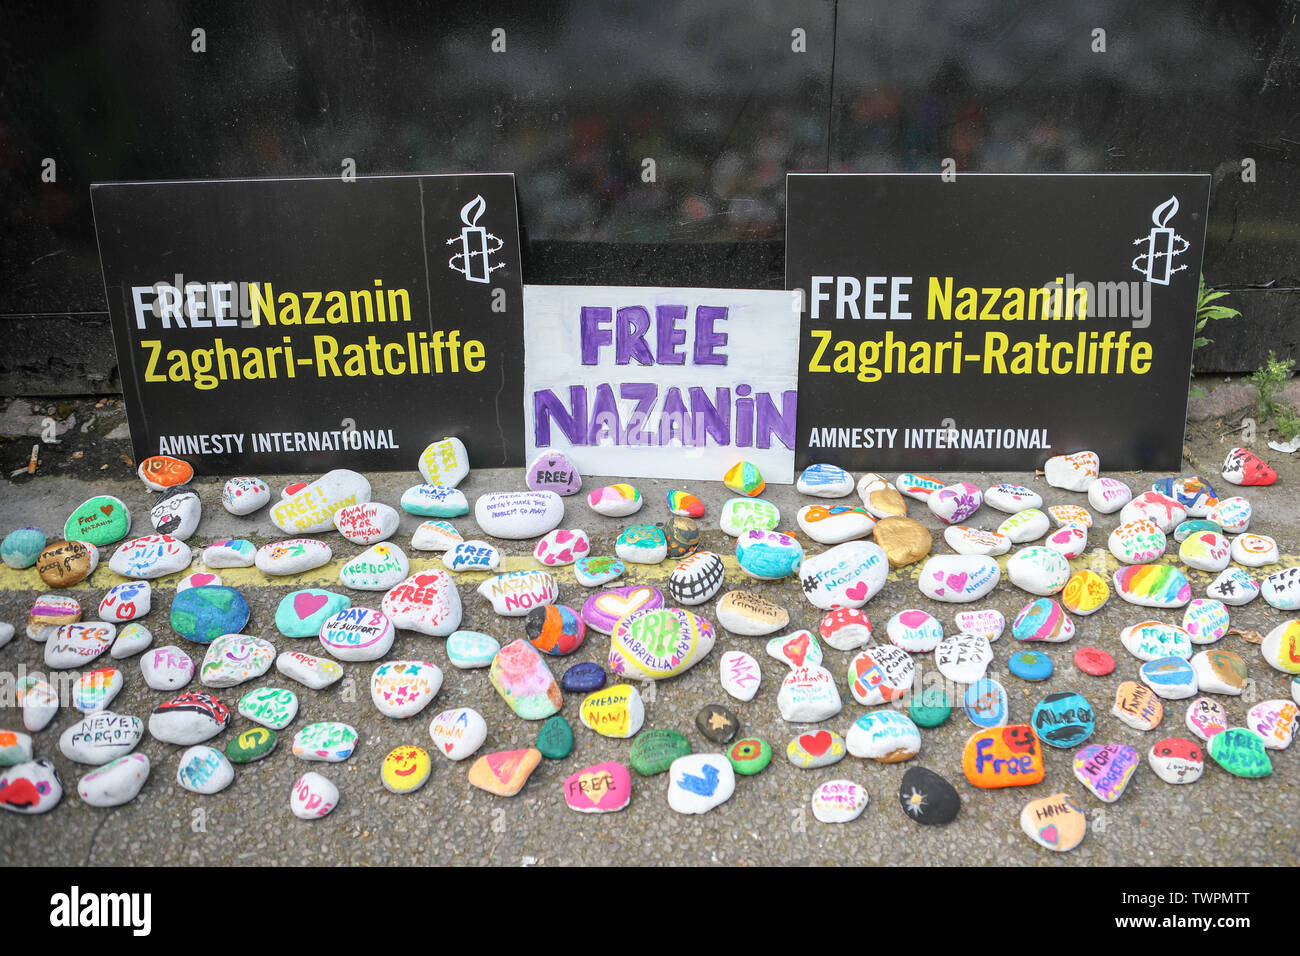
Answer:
[2,0,1297,394]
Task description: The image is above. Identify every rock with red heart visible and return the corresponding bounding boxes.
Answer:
[786,729,846,768]
[63,495,131,547]
[271,469,372,535]
[525,604,586,656]
[533,528,590,566]
[917,555,1000,603]
[766,629,823,669]
[427,707,487,761]
[797,541,889,610]
[274,589,350,638]
[221,476,271,515]
[383,569,464,635]
[1222,446,1276,487]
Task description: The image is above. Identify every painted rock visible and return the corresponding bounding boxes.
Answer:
[318,608,394,663]
[909,687,953,728]
[581,585,663,635]
[255,538,332,576]
[798,540,888,610]
[1113,565,1191,608]
[111,623,153,660]
[417,437,470,487]
[1043,524,1088,559]
[1206,567,1258,606]
[148,489,200,540]
[59,712,144,765]
[846,645,914,705]
[1049,505,1093,528]
[1120,491,1186,532]
[579,684,645,738]
[446,630,500,669]
[238,686,299,730]
[719,650,762,702]
[276,650,345,690]
[401,484,469,519]
[442,540,502,572]
[1262,568,1300,612]
[736,529,803,580]
[1221,446,1276,486]
[474,491,564,539]
[787,729,846,769]
[573,555,625,588]
[719,497,780,537]
[1020,793,1087,852]
[341,543,409,591]
[289,771,339,820]
[536,715,573,759]
[667,753,735,814]
[798,462,854,497]
[427,707,487,761]
[369,660,442,719]
[857,473,908,518]
[331,502,398,546]
[1061,570,1109,616]
[1139,657,1199,700]
[176,745,234,794]
[64,495,131,547]
[696,704,740,744]
[1154,476,1218,516]
[997,508,1050,543]
[666,490,705,518]
[0,760,63,814]
[490,640,563,719]
[0,730,33,767]
[148,692,230,745]
[1246,699,1298,750]
[533,528,591,566]
[887,609,942,653]
[176,571,221,592]
[171,586,251,645]
[561,661,606,694]
[1032,691,1095,748]
[198,634,275,688]
[918,554,1000,603]
[142,645,196,691]
[962,725,1045,788]
[955,608,1006,643]
[137,455,193,491]
[1173,519,1222,543]
[1182,599,1230,645]
[270,470,371,535]
[17,678,58,732]
[1190,649,1246,695]
[1,526,45,569]
[609,607,715,680]
[1231,533,1279,567]
[98,580,151,624]
[1148,736,1204,784]
[37,539,98,587]
[847,711,921,763]
[778,664,843,722]
[1113,681,1163,731]
[1108,520,1166,565]
[985,483,1043,513]
[934,633,994,684]
[1207,728,1271,778]
[811,779,867,823]
[943,525,1011,557]
[221,477,270,516]
[1076,746,1142,808]
[275,589,349,638]
[724,461,765,496]
[668,551,725,606]
[872,516,932,566]
[1044,450,1099,491]
[1008,650,1054,682]
[1178,531,1231,573]
[202,539,256,568]
[381,745,431,794]
[895,473,946,501]
[820,607,873,651]
[662,515,700,559]
[630,729,692,776]
[292,721,358,762]
[716,590,787,636]
[1012,598,1074,643]
[475,570,557,618]
[614,524,668,564]
[45,622,115,669]
[587,484,643,518]
[964,678,1009,727]
[1185,697,1229,741]
[564,761,631,813]
[383,570,464,635]
[1006,547,1071,596]
[768,629,823,669]
[78,753,150,807]
[1120,621,1192,661]
[525,451,582,496]
[928,482,983,524]
[899,766,961,824]
[468,748,542,796]
[1207,496,1251,533]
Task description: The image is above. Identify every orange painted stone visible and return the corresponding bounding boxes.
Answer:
[961,724,1045,788]
[138,455,194,492]
[467,747,542,796]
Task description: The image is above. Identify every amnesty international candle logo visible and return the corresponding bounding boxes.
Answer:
[92,173,526,472]
[786,173,1210,471]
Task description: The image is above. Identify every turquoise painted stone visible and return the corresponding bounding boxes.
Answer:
[400,484,469,518]
[1009,650,1054,682]
[446,630,500,669]
[1208,728,1271,778]
[963,679,1008,728]
[629,728,691,775]
[536,715,573,759]
[1,527,45,570]
[64,496,131,547]
[1032,691,1095,748]
[909,687,952,728]
[275,589,350,638]
[170,586,251,645]
[735,530,803,580]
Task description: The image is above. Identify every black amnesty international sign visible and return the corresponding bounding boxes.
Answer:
[92,173,525,473]
[786,173,1211,471]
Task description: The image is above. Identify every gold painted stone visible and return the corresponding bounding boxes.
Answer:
[872,517,932,567]
[36,540,98,588]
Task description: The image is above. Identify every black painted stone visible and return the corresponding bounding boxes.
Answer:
[695,703,739,744]
[662,516,700,559]
[898,766,961,826]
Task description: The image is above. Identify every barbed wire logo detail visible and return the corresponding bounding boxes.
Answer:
[447,194,506,284]
[1131,195,1189,286]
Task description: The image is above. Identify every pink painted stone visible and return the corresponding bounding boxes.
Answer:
[562,761,632,813]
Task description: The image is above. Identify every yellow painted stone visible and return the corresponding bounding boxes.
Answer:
[1061,570,1109,615]
[871,517,931,567]
[381,745,432,794]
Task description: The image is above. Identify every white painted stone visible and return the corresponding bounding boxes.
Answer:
[202,539,256,568]
[1121,621,1193,661]
[97,581,151,624]
[797,504,875,544]
[332,502,400,545]
[934,633,994,683]
[1230,533,1279,567]
[1088,477,1132,513]
[1261,568,1300,611]
[667,754,735,814]
[410,520,463,552]
[943,525,1011,556]
[1120,492,1187,533]
[110,623,153,660]
[534,529,591,566]
[811,780,868,824]
[719,650,761,702]
[77,753,150,807]
[382,569,464,635]
[1044,451,1100,491]
[798,541,889,610]
[928,483,983,525]
[1108,519,1167,564]
[997,509,1050,544]
[200,634,276,687]
[984,483,1042,513]
[270,469,372,534]
[370,660,443,718]
[797,463,855,498]
[417,437,471,487]
[176,745,234,794]
[1043,524,1088,559]
[917,555,1000,603]
[290,771,339,819]
[340,542,410,590]
[777,664,843,722]
[319,608,396,662]
[1006,547,1071,596]
[474,491,564,539]
[141,645,194,690]
[255,538,332,575]
[149,489,201,540]
[1206,567,1259,606]
[475,570,558,617]
[846,711,922,761]
[59,711,143,765]
[427,707,488,761]
[45,623,115,669]
[221,477,270,515]
[276,649,345,689]
[109,534,192,579]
